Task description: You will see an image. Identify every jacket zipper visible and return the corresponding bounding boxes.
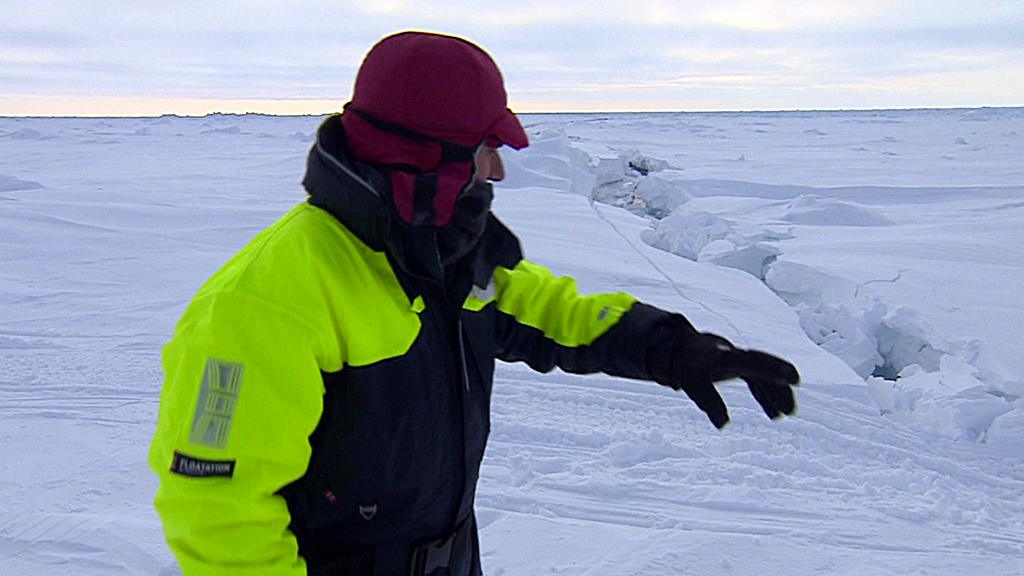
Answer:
[430,242,472,396]
[423,242,472,397]
[457,320,470,393]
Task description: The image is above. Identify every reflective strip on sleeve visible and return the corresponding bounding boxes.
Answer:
[189,358,244,449]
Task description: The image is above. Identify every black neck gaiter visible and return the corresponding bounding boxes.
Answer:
[437,181,494,267]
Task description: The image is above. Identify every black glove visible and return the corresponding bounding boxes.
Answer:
[648,315,800,429]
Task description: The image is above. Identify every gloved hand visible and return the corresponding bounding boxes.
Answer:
[648,316,800,429]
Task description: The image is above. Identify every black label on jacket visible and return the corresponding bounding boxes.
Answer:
[170,451,235,478]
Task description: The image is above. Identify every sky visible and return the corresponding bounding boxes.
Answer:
[2,0,1023,116]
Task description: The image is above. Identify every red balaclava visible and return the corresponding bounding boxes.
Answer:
[341,31,529,227]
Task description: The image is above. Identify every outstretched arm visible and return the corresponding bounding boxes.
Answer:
[491,260,799,428]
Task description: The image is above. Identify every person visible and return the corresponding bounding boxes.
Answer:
[149,31,800,576]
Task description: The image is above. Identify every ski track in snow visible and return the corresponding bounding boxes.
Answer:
[1,111,1023,575]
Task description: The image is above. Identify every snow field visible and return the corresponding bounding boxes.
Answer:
[501,116,1024,447]
[2,110,1023,574]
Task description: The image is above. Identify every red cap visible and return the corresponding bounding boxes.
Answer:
[349,31,528,150]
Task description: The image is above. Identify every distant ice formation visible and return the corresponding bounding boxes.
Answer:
[526,128,1020,443]
[782,194,893,226]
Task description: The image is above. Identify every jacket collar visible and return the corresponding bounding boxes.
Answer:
[303,115,392,253]
[302,115,523,291]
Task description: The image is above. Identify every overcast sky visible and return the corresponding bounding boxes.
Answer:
[2,0,1022,115]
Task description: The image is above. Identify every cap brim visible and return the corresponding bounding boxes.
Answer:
[487,108,529,150]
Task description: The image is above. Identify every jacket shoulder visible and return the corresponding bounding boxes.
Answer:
[178,203,419,370]
[194,203,378,297]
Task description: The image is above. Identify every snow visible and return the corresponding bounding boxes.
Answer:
[0,174,43,193]
[1,109,1023,575]
[780,194,894,227]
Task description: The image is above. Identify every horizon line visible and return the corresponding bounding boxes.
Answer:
[4,104,1023,120]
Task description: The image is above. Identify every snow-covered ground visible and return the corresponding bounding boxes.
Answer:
[1,109,1022,575]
